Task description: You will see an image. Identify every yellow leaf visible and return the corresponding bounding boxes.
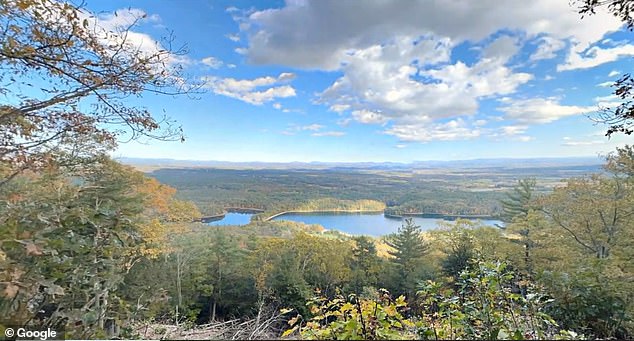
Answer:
[281,327,296,338]
[16,0,30,10]
[288,315,299,326]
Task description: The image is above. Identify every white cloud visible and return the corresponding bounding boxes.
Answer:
[319,36,532,140]
[311,131,346,137]
[282,123,327,135]
[300,124,323,131]
[395,144,407,148]
[272,102,282,110]
[204,73,297,105]
[84,8,189,68]
[500,125,529,136]
[329,104,351,113]
[201,56,223,68]
[498,98,595,124]
[483,35,519,61]
[226,6,239,13]
[278,72,297,81]
[235,1,627,142]
[563,140,605,146]
[558,45,634,71]
[608,70,621,77]
[597,81,614,87]
[530,36,566,61]
[352,110,389,124]
[594,94,619,102]
[594,94,621,108]
[242,1,623,70]
[226,33,241,42]
[385,119,482,142]
[336,118,352,126]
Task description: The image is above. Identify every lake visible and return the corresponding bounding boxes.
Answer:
[273,212,502,236]
[207,211,503,236]
[207,212,254,226]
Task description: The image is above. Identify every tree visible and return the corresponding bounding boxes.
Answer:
[501,178,537,223]
[500,179,539,277]
[0,0,198,184]
[386,218,430,297]
[440,226,476,281]
[575,0,634,136]
[539,175,632,259]
[349,236,381,294]
[605,145,634,177]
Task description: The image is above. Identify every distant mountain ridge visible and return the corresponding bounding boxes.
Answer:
[117,156,603,171]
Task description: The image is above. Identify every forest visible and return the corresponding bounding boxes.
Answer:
[1,0,634,340]
[147,165,596,219]
[2,149,634,339]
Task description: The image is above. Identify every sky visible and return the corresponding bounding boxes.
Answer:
[82,0,634,162]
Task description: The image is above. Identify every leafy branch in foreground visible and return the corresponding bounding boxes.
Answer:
[0,0,200,183]
[283,261,583,340]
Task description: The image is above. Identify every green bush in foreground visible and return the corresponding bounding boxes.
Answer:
[284,261,584,340]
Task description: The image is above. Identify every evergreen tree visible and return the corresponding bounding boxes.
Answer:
[350,236,380,294]
[386,218,430,297]
[501,178,537,223]
[441,229,475,281]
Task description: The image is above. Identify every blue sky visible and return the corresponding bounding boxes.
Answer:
[84,0,633,162]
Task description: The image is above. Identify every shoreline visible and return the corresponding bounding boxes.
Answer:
[199,207,265,223]
[268,210,497,222]
[385,212,497,220]
[204,208,498,223]
[264,209,385,221]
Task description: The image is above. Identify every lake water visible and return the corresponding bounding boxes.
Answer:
[207,212,254,226]
[207,211,503,236]
[272,212,503,236]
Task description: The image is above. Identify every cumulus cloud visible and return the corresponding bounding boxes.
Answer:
[498,98,595,124]
[242,0,622,70]
[204,73,296,105]
[385,119,482,142]
[234,0,626,142]
[352,110,389,124]
[530,36,566,61]
[318,35,531,142]
[558,44,634,71]
[83,8,190,67]
[201,56,223,68]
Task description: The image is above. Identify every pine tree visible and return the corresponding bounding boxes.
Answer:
[386,218,430,297]
[350,236,380,293]
[501,178,536,223]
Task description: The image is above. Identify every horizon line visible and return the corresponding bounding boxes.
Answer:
[114,155,605,164]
